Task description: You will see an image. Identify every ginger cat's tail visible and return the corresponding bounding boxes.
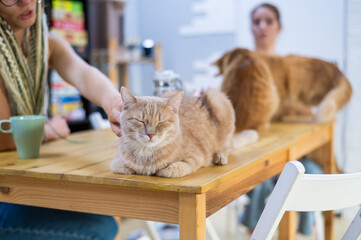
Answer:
[232,129,259,149]
[281,74,352,123]
[315,75,352,122]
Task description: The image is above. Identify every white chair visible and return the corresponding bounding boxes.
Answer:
[251,160,361,240]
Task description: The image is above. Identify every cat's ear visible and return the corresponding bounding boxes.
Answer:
[121,87,137,110]
[212,56,224,76]
[166,91,184,113]
[211,57,222,67]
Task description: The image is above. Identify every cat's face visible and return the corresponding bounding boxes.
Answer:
[120,87,184,147]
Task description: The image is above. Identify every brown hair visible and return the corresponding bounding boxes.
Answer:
[251,3,281,26]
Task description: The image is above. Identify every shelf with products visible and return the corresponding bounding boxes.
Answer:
[46,0,93,132]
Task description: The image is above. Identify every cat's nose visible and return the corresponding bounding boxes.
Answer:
[147,133,155,140]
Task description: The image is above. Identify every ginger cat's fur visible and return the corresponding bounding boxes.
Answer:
[214,48,352,132]
[111,87,258,178]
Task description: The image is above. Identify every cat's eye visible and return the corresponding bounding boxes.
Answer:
[157,120,172,128]
[136,120,146,126]
[128,118,145,126]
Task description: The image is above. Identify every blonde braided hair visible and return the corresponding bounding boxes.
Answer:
[0,0,48,116]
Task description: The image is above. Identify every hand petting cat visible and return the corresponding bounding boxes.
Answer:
[103,95,123,137]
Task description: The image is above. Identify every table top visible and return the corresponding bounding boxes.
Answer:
[0,123,331,194]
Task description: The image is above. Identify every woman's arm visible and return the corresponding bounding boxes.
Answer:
[0,78,15,151]
[48,33,122,136]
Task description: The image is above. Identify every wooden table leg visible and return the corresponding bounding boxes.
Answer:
[310,124,335,240]
[113,216,122,240]
[322,141,335,240]
[179,192,206,240]
[278,211,296,240]
[324,211,334,240]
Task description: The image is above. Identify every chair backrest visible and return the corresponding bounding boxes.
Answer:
[250,160,361,240]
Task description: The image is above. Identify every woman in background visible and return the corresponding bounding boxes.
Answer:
[0,0,121,238]
[251,2,281,55]
[239,3,323,236]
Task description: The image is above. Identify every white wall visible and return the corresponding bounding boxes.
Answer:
[235,0,344,65]
[344,0,361,173]
[341,0,361,219]
[123,0,143,96]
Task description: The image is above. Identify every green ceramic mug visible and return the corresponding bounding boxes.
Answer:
[0,115,45,159]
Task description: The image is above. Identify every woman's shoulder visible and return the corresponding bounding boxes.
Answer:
[48,32,66,44]
[47,33,56,64]
[48,33,62,54]
[48,33,71,67]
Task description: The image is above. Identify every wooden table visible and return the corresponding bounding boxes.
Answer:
[0,122,336,240]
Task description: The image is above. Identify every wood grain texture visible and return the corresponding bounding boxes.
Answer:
[279,211,296,240]
[179,193,206,240]
[0,175,179,224]
[0,123,335,240]
[206,150,288,217]
[0,123,333,194]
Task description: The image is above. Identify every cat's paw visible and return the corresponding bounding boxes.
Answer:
[233,129,259,148]
[315,99,337,123]
[213,152,228,165]
[156,162,190,178]
[110,159,135,175]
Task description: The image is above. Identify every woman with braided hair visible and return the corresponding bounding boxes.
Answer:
[0,0,123,150]
[0,0,120,238]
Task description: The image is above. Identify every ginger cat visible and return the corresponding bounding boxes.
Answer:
[214,48,352,133]
[111,87,258,178]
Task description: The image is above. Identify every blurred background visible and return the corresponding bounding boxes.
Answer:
[44,0,361,237]
[125,0,361,233]
[125,0,360,178]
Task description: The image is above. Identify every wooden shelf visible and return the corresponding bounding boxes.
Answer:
[107,39,163,89]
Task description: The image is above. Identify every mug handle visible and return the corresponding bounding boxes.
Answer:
[0,120,12,133]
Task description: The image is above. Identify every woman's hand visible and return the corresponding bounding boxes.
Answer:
[44,116,71,141]
[103,96,123,137]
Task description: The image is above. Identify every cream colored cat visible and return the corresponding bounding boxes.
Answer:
[111,87,258,178]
